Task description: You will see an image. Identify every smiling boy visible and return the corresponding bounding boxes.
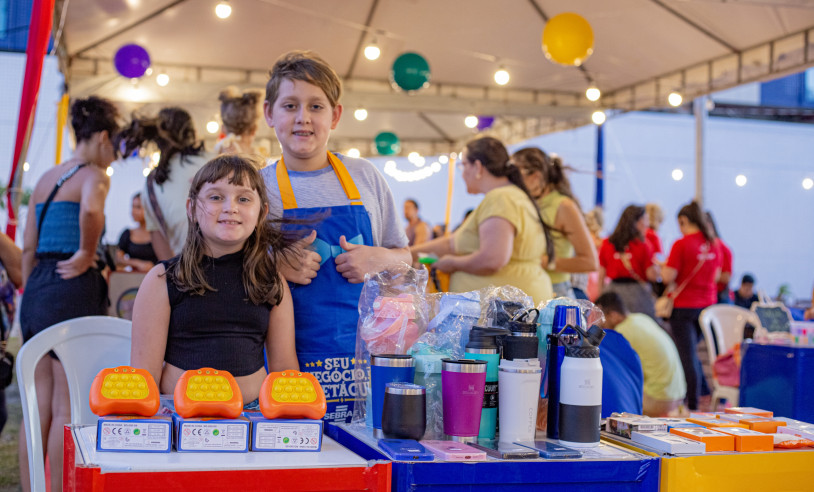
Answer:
[260,51,410,423]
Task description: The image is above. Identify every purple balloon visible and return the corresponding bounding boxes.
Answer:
[476,116,495,131]
[114,44,151,78]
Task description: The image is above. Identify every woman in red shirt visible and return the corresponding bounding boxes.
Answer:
[663,201,722,410]
[599,205,658,318]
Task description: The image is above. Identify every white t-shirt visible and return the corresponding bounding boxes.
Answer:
[141,153,210,255]
[260,153,408,249]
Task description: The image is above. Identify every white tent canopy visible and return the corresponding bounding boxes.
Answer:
[58,0,814,155]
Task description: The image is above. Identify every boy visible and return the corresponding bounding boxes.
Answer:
[261,51,410,424]
[595,292,686,416]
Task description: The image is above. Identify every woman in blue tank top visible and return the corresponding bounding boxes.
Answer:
[18,96,121,492]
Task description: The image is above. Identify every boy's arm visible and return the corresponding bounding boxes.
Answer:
[334,237,411,284]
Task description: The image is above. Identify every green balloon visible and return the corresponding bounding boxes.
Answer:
[374,131,401,155]
[390,52,431,92]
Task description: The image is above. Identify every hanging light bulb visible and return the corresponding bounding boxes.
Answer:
[591,110,606,125]
[156,73,170,86]
[142,167,151,177]
[347,148,361,158]
[668,91,683,107]
[804,178,814,190]
[106,166,115,177]
[354,108,368,121]
[494,67,510,86]
[585,86,601,102]
[206,120,220,134]
[364,39,381,61]
[735,174,747,187]
[23,162,30,172]
[215,1,232,19]
[464,115,478,128]
[672,169,683,181]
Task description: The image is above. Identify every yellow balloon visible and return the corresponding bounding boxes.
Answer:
[542,12,594,66]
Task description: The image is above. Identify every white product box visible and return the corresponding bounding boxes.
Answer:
[631,431,706,455]
[172,413,250,452]
[245,413,323,452]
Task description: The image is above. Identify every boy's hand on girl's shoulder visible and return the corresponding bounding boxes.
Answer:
[280,230,321,285]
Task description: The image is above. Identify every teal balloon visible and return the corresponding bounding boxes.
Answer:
[374,132,401,155]
[390,52,431,92]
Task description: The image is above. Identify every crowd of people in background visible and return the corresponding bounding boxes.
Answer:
[6,48,795,491]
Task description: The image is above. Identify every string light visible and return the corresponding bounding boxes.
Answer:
[735,174,747,187]
[494,67,510,86]
[142,167,151,177]
[438,155,449,164]
[347,148,361,158]
[215,1,232,19]
[668,92,683,107]
[156,73,169,86]
[804,178,814,190]
[585,86,601,102]
[206,120,220,134]
[383,159,445,182]
[106,166,114,177]
[591,110,606,125]
[672,169,683,181]
[354,108,368,121]
[23,162,30,172]
[464,115,478,128]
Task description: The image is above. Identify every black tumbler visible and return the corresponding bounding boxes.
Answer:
[381,382,426,440]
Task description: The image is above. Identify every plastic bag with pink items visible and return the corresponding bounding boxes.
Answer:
[361,294,421,354]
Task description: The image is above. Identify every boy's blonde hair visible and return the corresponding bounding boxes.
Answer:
[265,50,342,108]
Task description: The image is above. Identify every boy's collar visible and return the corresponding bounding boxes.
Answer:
[281,152,332,172]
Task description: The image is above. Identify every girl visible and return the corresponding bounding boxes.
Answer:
[131,155,298,407]
[411,136,554,305]
[214,86,270,162]
[512,147,597,299]
[116,192,157,272]
[599,205,659,319]
[663,201,722,410]
[117,107,210,261]
[19,96,120,492]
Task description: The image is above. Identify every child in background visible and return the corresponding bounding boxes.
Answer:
[131,155,299,407]
[260,50,410,423]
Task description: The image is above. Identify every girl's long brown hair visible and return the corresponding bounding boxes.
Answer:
[166,154,295,305]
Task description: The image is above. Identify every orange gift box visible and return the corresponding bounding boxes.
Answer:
[725,407,773,418]
[686,417,748,429]
[670,427,735,452]
[711,427,774,452]
[743,418,786,434]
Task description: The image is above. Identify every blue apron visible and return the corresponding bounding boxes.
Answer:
[276,152,373,424]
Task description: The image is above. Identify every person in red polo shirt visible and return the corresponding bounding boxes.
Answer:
[599,205,658,319]
[662,201,722,411]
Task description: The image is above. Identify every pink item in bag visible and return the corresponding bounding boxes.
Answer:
[362,294,419,354]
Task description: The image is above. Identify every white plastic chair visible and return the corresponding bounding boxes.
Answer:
[16,316,132,492]
[698,305,760,411]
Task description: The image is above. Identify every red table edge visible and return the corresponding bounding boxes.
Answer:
[64,425,391,491]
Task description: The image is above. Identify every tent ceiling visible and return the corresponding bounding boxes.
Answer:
[59,0,814,155]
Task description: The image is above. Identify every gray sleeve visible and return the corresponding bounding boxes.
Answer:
[365,163,409,249]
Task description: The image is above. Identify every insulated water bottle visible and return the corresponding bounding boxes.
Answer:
[465,327,509,440]
[503,308,540,361]
[441,359,487,442]
[370,354,415,436]
[558,324,605,448]
[545,305,581,439]
[498,358,542,443]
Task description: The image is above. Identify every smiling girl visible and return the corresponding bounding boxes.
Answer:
[130,155,299,407]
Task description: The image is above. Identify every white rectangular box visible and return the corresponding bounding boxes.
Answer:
[631,431,706,455]
[246,413,323,452]
[778,425,814,441]
[96,416,172,453]
[606,416,668,438]
[172,413,250,452]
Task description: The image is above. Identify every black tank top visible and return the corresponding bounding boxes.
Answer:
[162,251,271,376]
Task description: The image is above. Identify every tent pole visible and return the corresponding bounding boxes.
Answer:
[694,96,708,208]
[595,122,604,208]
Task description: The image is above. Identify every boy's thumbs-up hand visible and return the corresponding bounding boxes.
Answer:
[335,235,371,284]
[280,229,322,285]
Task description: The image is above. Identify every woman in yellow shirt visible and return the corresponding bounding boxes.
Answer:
[411,137,554,305]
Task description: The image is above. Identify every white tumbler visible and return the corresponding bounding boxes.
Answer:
[558,354,602,448]
[497,358,542,444]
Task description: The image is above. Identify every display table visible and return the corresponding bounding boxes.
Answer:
[328,423,659,491]
[64,425,390,491]
[602,430,814,491]
[740,342,814,422]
